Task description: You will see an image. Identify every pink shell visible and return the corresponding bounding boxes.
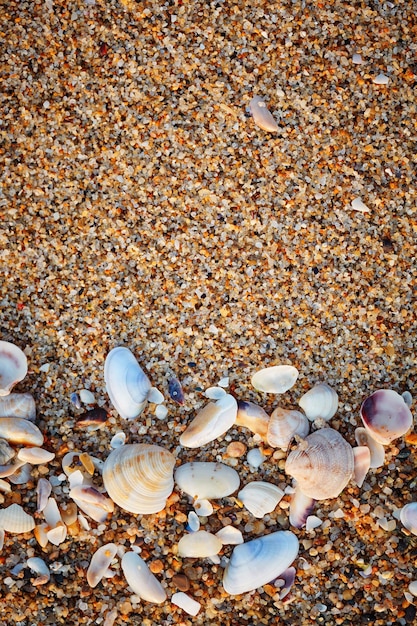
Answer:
[360,389,413,445]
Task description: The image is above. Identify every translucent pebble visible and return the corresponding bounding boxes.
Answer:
[110,431,126,449]
[373,73,389,85]
[148,387,164,404]
[305,515,322,531]
[155,404,168,420]
[409,581,417,597]
[352,53,363,64]
[218,377,229,388]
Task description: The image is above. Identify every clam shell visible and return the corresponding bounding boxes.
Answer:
[177,530,222,558]
[0,417,43,446]
[251,365,298,394]
[223,530,299,595]
[87,543,118,588]
[298,383,338,422]
[171,592,201,616]
[180,394,237,448]
[193,499,213,517]
[70,485,115,523]
[17,447,55,464]
[354,427,385,468]
[267,407,309,450]
[175,462,240,500]
[103,443,175,514]
[0,438,16,464]
[400,502,417,536]
[249,96,279,132]
[0,393,36,421]
[352,446,371,488]
[285,428,354,500]
[121,552,166,603]
[0,341,28,396]
[289,486,316,529]
[360,389,413,444]
[27,556,50,586]
[238,481,284,518]
[37,478,52,513]
[104,347,151,420]
[216,526,244,545]
[236,401,270,439]
[0,503,35,533]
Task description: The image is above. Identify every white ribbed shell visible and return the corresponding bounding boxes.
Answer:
[0,503,35,533]
[238,481,284,518]
[267,407,309,450]
[0,393,36,421]
[298,382,338,422]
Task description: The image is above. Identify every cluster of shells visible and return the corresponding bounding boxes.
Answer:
[0,339,416,615]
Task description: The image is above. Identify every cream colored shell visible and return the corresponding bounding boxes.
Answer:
[266,407,309,450]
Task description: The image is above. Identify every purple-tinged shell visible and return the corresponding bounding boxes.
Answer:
[168,377,185,405]
[352,446,371,488]
[360,389,413,445]
[289,486,316,529]
[274,566,296,600]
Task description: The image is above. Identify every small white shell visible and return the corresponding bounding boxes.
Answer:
[177,530,222,558]
[249,96,279,132]
[193,499,213,516]
[180,394,237,448]
[79,389,96,405]
[43,497,63,527]
[0,417,43,446]
[204,386,227,400]
[298,383,338,422]
[215,526,244,545]
[0,503,35,533]
[236,401,270,439]
[360,389,413,445]
[154,404,168,420]
[17,447,55,464]
[8,462,32,484]
[175,462,240,500]
[148,387,164,404]
[47,522,67,546]
[0,341,28,396]
[104,347,152,420]
[400,502,417,536]
[305,515,323,531]
[238,481,284,518]
[354,427,385,468]
[223,531,299,595]
[171,592,201,616]
[36,478,52,513]
[251,365,298,394]
[70,485,115,523]
[121,552,166,603]
[0,438,15,464]
[289,486,316,529]
[0,393,36,421]
[187,511,200,532]
[352,446,371,488]
[267,407,309,449]
[351,197,370,213]
[373,73,389,85]
[27,556,50,585]
[110,431,126,449]
[87,543,118,588]
[352,53,363,64]
[246,448,266,468]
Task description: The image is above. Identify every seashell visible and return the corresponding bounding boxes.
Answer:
[236,401,270,439]
[226,441,247,458]
[60,502,78,526]
[351,197,370,213]
[70,392,82,409]
[0,438,16,464]
[305,515,322,532]
[103,443,175,515]
[17,447,55,465]
[0,417,43,446]
[34,523,49,548]
[193,499,213,517]
[0,503,35,533]
[104,347,152,420]
[9,462,32,485]
[400,502,417,536]
[0,478,11,493]
[246,447,266,468]
[402,391,413,408]
[79,389,96,405]
[249,96,279,132]
[285,428,354,500]
[43,497,63,527]
[177,530,222,558]
[187,511,200,532]
[175,462,239,501]
[155,404,168,420]
[216,526,244,545]
[110,431,126,449]
[352,53,363,64]
[267,407,309,450]
[373,73,389,85]
[171,592,201,616]
[289,486,316,529]
[298,383,338,422]
[121,552,166,603]
[0,341,28,396]
[37,478,52,513]
[180,394,237,448]
[251,365,298,394]
[238,481,284,518]
[352,446,371,488]
[0,459,25,479]
[70,485,115,523]
[148,387,164,404]
[360,389,413,445]
[168,376,185,405]
[87,543,118,588]
[223,530,299,595]
[27,556,50,586]
[0,393,36,421]
[79,452,95,476]
[354,427,385,468]
[274,566,296,600]
[75,407,108,430]
[204,386,227,400]
[409,581,417,597]
[47,522,67,546]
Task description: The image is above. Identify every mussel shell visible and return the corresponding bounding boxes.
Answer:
[0,341,28,397]
[360,389,413,445]
[104,347,151,420]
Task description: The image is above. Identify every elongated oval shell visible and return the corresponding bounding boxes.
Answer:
[354,427,385,468]
[238,481,284,518]
[177,530,222,558]
[352,446,371,488]
[104,347,151,420]
[223,530,299,595]
[0,341,28,396]
[285,428,354,500]
[121,552,166,603]
[180,394,237,448]
[175,462,240,500]
[400,502,417,536]
[17,447,55,464]
[87,543,118,588]
[0,503,35,533]
[298,383,338,422]
[236,401,270,439]
[249,96,279,132]
[171,592,201,616]
[251,365,298,394]
[360,389,413,444]
[267,407,309,450]
[0,393,36,421]
[103,444,175,514]
[0,417,43,446]
[27,556,50,585]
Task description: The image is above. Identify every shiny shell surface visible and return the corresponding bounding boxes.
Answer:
[177,530,222,558]
[298,382,338,422]
[251,365,298,394]
[354,427,385,468]
[249,96,279,132]
[223,530,299,595]
[236,401,270,439]
[87,543,118,588]
[103,444,175,514]
[121,552,166,603]
[360,389,413,445]
[104,347,151,420]
[0,393,36,421]
[180,394,237,448]
[171,592,201,616]
[0,417,43,446]
[175,462,240,500]
[267,407,309,450]
[0,341,28,396]
[400,502,417,536]
[0,503,35,533]
[352,446,371,488]
[238,481,284,518]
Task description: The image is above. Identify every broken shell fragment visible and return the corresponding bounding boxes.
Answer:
[285,428,354,500]
[177,530,222,558]
[0,341,28,396]
[193,499,213,517]
[79,389,96,405]
[352,446,371,488]
[216,525,244,545]
[175,462,240,501]
[168,376,185,405]
[17,447,55,465]
[121,552,166,603]
[180,394,237,448]
[236,401,270,439]
[289,486,316,529]
[354,427,385,468]
[249,96,279,132]
[251,365,298,394]
[104,347,152,420]
[0,417,43,446]
[0,393,36,421]
[110,431,126,449]
[171,592,201,616]
[298,383,338,422]
[400,502,417,536]
[267,407,309,450]
[103,444,175,515]
[87,543,118,588]
[360,389,413,445]
[0,438,15,465]
[373,73,389,85]
[37,478,52,513]
[238,481,284,518]
[27,557,50,586]
[223,530,299,595]
[0,503,35,533]
[70,485,115,522]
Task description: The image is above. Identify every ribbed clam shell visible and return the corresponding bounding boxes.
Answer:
[121,552,166,603]
[0,417,43,446]
[251,365,298,394]
[175,462,240,500]
[0,393,36,421]
[400,502,417,536]
[285,428,354,500]
[352,446,371,488]
[104,347,151,420]
[180,394,237,448]
[103,444,175,514]
[17,447,55,464]
[298,383,338,422]
[223,530,299,595]
[236,401,270,439]
[354,427,385,468]
[0,341,28,396]
[360,389,413,444]
[177,530,222,558]
[238,481,284,518]
[87,543,118,588]
[0,503,35,533]
[267,407,309,450]
[249,96,279,132]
